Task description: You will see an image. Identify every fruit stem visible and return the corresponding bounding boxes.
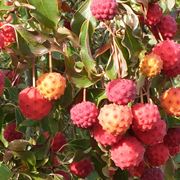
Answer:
[157,28,164,41]
[32,58,36,87]
[83,88,86,102]
[49,51,53,72]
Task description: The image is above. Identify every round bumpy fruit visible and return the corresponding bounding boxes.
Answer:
[50,132,67,152]
[90,122,121,146]
[3,122,23,142]
[161,88,180,116]
[106,78,136,105]
[36,72,66,100]
[152,40,180,75]
[141,168,164,180]
[98,104,132,136]
[69,158,94,178]
[139,53,163,77]
[157,15,177,39]
[19,87,53,120]
[90,0,118,21]
[145,143,169,166]
[0,33,4,49]
[164,128,180,147]
[145,3,162,26]
[70,101,98,128]
[133,119,166,146]
[128,161,145,177]
[168,145,180,156]
[0,71,5,96]
[110,136,145,170]
[132,103,161,131]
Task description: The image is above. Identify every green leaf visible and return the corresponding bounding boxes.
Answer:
[71,0,96,35]
[69,139,91,151]
[0,163,12,180]
[164,158,175,180]
[27,0,59,29]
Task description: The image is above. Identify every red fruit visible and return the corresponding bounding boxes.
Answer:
[145,3,162,26]
[90,0,118,21]
[0,22,16,47]
[110,136,145,170]
[3,70,21,85]
[51,132,67,152]
[0,33,5,49]
[152,40,180,76]
[128,161,145,177]
[3,122,23,142]
[0,71,5,96]
[168,145,180,156]
[145,143,169,166]
[106,78,136,105]
[157,15,177,39]
[98,104,132,136]
[50,154,61,167]
[141,168,164,180]
[19,87,52,120]
[164,128,180,147]
[133,119,167,145]
[55,170,70,180]
[70,158,94,178]
[90,122,121,146]
[132,103,161,131]
[70,101,98,128]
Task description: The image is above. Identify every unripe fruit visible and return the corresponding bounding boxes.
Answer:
[70,158,94,178]
[98,104,132,136]
[0,71,5,96]
[157,15,177,39]
[145,143,169,166]
[36,72,66,100]
[139,53,163,77]
[3,122,23,142]
[133,119,166,145]
[90,0,118,21]
[70,101,98,128]
[132,103,161,131]
[50,132,67,152]
[161,88,180,116]
[152,40,180,75]
[145,3,162,26]
[90,122,121,146]
[19,87,52,120]
[106,78,136,105]
[128,161,145,177]
[164,128,180,147]
[141,168,164,180]
[110,136,145,169]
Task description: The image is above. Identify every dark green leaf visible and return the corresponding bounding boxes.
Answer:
[0,163,12,180]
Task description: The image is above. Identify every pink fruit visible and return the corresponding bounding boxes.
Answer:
[0,33,4,49]
[70,101,98,128]
[145,143,169,166]
[0,71,5,96]
[3,122,23,142]
[110,136,145,170]
[141,168,164,180]
[70,158,94,178]
[128,161,146,177]
[164,128,180,147]
[157,15,177,39]
[51,132,67,152]
[106,78,136,105]
[133,119,167,145]
[90,122,121,146]
[132,103,161,131]
[90,0,118,21]
[19,87,52,120]
[145,3,162,26]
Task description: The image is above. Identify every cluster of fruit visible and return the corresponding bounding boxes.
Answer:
[70,77,180,179]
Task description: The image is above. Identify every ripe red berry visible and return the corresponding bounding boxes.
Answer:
[141,168,164,180]
[0,33,5,49]
[50,132,67,152]
[70,158,94,178]
[110,136,145,170]
[145,3,162,26]
[132,103,161,131]
[157,15,177,39]
[55,170,70,180]
[90,0,118,21]
[145,143,169,166]
[128,161,146,177]
[168,145,180,156]
[3,122,23,142]
[106,78,136,105]
[70,101,98,128]
[19,87,53,120]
